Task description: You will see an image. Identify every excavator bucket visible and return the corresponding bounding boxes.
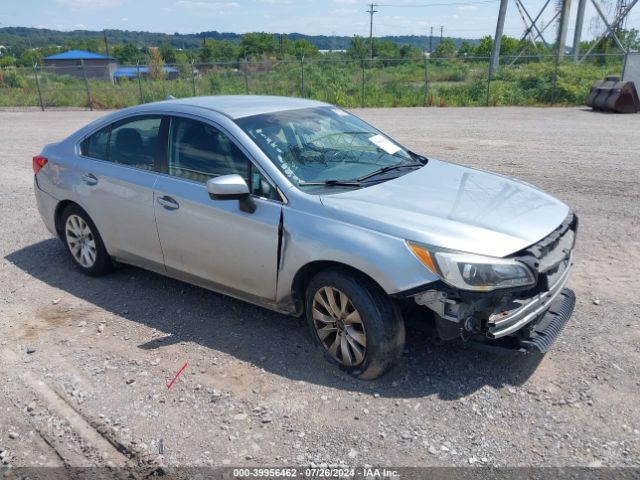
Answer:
[587,75,640,113]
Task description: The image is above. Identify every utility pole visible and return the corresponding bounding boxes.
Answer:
[429,26,434,52]
[103,30,110,56]
[367,3,378,60]
[490,0,509,73]
[440,25,444,44]
[573,0,587,62]
[556,0,572,61]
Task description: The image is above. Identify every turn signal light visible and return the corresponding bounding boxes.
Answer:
[407,242,438,274]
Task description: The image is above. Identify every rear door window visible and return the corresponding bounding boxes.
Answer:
[80,116,164,172]
[109,117,163,171]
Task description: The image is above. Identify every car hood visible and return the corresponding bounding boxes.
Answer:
[320,159,569,258]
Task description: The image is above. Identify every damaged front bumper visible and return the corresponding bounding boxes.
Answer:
[412,280,575,353]
[408,213,577,353]
[487,253,572,340]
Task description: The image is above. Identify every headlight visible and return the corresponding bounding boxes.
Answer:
[407,242,536,292]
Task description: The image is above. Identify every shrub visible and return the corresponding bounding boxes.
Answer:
[2,70,29,88]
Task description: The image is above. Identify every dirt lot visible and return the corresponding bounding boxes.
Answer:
[0,107,639,473]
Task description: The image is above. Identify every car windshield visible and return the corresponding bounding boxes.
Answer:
[235,106,423,190]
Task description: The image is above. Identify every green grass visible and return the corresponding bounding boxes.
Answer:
[0,57,625,109]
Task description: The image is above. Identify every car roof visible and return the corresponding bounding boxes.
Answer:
[150,95,330,119]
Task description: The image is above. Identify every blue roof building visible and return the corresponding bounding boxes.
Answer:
[43,50,117,82]
[44,50,115,61]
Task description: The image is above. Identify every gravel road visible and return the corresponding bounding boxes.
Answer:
[0,106,638,472]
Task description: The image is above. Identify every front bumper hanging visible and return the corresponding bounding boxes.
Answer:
[517,287,575,353]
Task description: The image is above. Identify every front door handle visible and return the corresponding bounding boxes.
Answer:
[157,195,179,210]
[82,173,98,186]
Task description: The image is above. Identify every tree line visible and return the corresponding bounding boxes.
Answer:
[1,28,637,69]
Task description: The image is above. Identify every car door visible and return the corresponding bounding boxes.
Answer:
[153,115,282,302]
[76,115,167,270]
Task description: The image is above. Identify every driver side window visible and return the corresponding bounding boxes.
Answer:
[168,117,277,200]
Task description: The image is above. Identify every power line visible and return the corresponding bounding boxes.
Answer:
[377,0,499,7]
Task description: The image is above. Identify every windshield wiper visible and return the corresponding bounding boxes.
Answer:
[298,179,363,188]
[356,162,424,182]
[409,150,429,163]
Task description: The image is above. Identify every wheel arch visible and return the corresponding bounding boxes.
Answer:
[290,260,389,316]
[54,200,81,239]
[54,200,97,241]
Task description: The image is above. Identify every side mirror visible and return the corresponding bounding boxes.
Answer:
[207,174,256,213]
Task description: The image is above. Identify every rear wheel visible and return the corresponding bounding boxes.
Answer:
[61,204,112,276]
[305,269,405,380]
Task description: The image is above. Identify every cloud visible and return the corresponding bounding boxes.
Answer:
[456,5,478,11]
[35,23,90,30]
[56,0,121,7]
[175,1,240,10]
[120,16,128,21]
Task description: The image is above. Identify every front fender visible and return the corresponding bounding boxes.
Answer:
[275,206,439,311]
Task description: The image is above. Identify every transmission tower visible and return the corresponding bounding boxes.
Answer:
[576,0,638,62]
[614,0,628,32]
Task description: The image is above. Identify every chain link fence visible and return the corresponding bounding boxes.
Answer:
[0,53,626,110]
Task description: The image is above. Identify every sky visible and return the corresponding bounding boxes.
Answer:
[3,0,640,41]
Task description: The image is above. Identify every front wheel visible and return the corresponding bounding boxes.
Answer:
[305,269,405,380]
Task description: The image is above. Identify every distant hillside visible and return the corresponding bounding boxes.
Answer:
[0,26,479,54]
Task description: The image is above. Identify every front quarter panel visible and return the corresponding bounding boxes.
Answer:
[276,204,439,310]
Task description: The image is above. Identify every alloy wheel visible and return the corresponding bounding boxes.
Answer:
[65,214,97,268]
[312,286,367,367]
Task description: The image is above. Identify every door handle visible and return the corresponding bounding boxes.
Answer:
[157,195,179,210]
[82,173,98,186]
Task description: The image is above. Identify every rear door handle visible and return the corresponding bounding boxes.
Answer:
[82,173,98,186]
[157,195,179,210]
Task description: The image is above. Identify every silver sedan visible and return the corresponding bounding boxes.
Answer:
[33,95,577,379]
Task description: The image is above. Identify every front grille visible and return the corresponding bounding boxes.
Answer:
[526,213,577,262]
[521,213,577,288]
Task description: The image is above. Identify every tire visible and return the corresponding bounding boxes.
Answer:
[60,204,113,277]
[305,268,405,380]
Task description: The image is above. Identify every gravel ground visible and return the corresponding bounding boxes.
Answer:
[0,106,639,472]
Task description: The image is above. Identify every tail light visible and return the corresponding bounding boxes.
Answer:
[32,155,48,174]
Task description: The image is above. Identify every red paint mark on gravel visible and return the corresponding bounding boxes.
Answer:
[167,362,188,390]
